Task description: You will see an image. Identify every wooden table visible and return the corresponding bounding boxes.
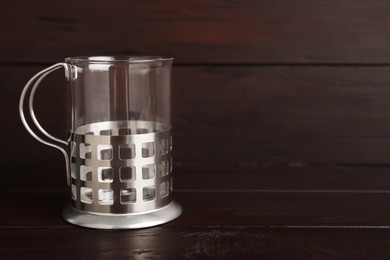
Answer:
[2,167,390,259]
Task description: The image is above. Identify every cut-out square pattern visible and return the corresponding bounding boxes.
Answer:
[97,144,113,160]
[98,189,114,205]
[120,166,135,182]
[71,184,77,200]
[100,129,112,136]
[98,167,113,183]
[80,165,92,181]
[80,187,92,204]
[120,188,136,204]
[142,142,155,158]
[71,163,76,179]
[136,128,148,134]
[119,144,135,160]
[142,164,156,179]
[118,128,132,135]
[170,157,173,172]
[79,143,92,159]
[159,160,169,177]
[159,139,169,155]
[143,186,156,201]
[160,182,169,198]
[70,141,76,157]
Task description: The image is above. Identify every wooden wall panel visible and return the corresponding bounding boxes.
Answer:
[2,0,390,188]
[1,0,390,64]
[173,66,390,166]
[5,65,390,174]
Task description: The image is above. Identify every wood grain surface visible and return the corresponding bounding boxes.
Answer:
[1,0,390,64]
[2,173,390,259]
[2,0,390,258]
[3,225,390,259]
[5,65,390,176]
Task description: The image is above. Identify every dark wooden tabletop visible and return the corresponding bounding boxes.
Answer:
[2,167,390,259]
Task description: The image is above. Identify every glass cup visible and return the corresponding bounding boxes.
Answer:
[19,56,182,229]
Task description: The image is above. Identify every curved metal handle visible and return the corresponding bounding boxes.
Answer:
[19,63,72,185]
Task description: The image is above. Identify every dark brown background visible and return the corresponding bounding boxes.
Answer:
[3,0,390,189]
[2,1,390,258]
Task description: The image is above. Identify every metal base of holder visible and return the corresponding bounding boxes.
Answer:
[62,201,182,229]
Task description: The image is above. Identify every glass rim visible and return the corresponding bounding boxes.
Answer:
[65,56,173,64]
